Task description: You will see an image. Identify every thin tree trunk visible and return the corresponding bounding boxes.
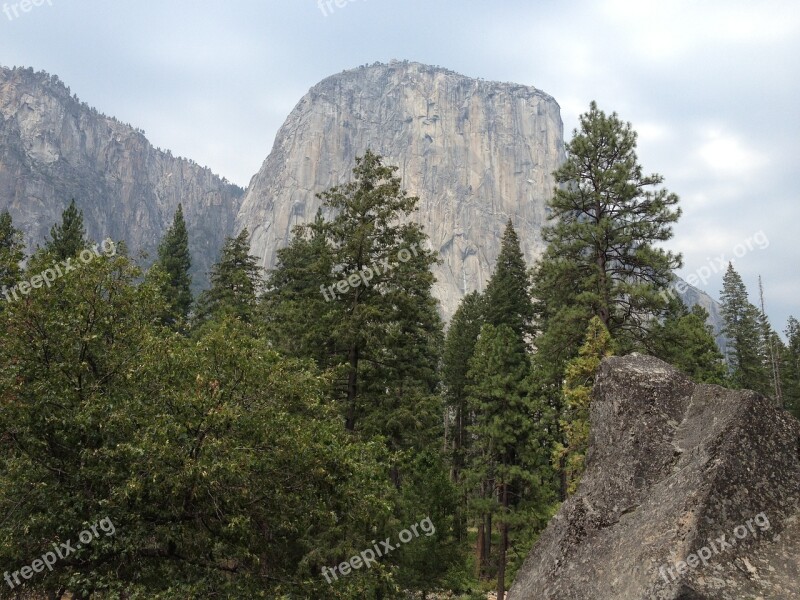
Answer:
[475,519,485,579]
[345,345,359,430]
[498,482,509,600]
[485,511,492,575]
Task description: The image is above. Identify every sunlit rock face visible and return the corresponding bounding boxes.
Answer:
[236,60,565,319]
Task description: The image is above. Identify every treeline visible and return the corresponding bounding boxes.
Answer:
[0,103,797,600]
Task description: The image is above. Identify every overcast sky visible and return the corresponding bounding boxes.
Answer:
[1,0,797,330]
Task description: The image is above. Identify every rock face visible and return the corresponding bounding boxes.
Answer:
[508,354,800,600]
[0,62,728,331]
[236,60,565,318]
[0,66,244,291]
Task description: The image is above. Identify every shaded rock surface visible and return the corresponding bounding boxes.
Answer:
[508,354,800,600]
[0,66,244,292]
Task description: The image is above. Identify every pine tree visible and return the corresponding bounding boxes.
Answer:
[464,324,551,598]
[155,204,192,325]
[719,263,770,395]
[484,220,534,339]
[651,300,728,384]
[553,316,614,496]
[266,150,443,450]
[782,317,800,419]
[532,102,682,385]
[0,210,25,299]
[263,152,460,591]
[442,291,485,489]
[45,199,87,259]
[195,228,262,325]
[262,211,337,366]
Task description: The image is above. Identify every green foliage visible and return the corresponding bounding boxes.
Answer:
[483,220,534,338]
[262,211,338,366]
[442,291,485,495]
[265,151,443,450]
[719,263,771,395]
[263,151,459,592]
[463,324,555,592]
[651,300,728,384]
[45,198,88,260]
[0,210,25,295]
[0,250,396,598]
[195,228,263,326]
[155,203,192,325]
[782,317,800,419]
[553,316,614,495]
[532,102,682,387]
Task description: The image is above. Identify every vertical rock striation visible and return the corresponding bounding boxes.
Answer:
[236,60,565,318]
[0,66,244,291]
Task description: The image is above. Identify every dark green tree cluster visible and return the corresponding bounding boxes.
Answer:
[263,150,461,595]
[782,317,800,419]
[718,264,800,415]
[154,203,193,326]
[444,221,557,599]
[0,199,400,598]
[719,263,772,396]
[1,107,793,600]
[0,210,25,297]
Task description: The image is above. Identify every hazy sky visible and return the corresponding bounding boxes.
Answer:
[1,0,798,329]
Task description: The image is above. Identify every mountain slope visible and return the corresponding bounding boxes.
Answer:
[0,65,244,291]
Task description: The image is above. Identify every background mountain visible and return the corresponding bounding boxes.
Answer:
[0,61,725,340]
[0,66,244,292]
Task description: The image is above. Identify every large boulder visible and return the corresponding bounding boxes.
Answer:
[508,354,800,600]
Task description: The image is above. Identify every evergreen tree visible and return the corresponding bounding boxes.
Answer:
[442,291,485,489]
[0,210,25,298]
[266,150,443,451]
[464,324,551,599]
[782,317,800,419]
[45,198,87,259]
[651,300,728,384]
[262,211,337,366]
[532,102,682,386]
[155,203,192,325]
[483,220,534,339]
[195,228,262,325]
[553,316,614,496]
[719,263,771,395]
[263,152,459,591]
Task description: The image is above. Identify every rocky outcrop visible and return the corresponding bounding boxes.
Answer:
[0,66,244,291]
[508,354,800,600]
[236,60,565,318]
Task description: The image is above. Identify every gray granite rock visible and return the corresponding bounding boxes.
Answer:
[0,66,243,292]
[508,354,800,600]
[235,60,565,319]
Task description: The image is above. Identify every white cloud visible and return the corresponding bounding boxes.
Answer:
[692,128,767,177]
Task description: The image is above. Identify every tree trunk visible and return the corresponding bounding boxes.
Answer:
[484,511,492,575]
[475,519,485,579]
[345,344,359,430]
[498,482,509,600]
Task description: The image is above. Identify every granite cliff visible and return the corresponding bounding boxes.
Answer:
[0,61,726,333]
[236,60,565,318]
[0,66,244,291]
